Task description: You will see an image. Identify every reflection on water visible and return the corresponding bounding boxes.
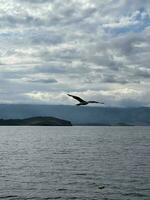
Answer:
[0,126,149,200]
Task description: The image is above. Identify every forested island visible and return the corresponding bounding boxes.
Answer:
[0,117,72,126]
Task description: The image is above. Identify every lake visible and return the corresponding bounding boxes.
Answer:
[0,126,149,200]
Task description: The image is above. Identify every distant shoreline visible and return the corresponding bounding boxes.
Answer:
[0,104,149,126]
[0,117,149,126]
[0,117,72,126]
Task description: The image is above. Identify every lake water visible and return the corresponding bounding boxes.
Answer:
[0,126,149,200]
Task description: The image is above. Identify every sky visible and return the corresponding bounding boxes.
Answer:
[0,0,150,107]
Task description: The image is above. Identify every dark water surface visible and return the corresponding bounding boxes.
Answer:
[0,126,149,200]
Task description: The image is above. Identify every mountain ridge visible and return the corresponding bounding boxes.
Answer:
[0,104,149,125]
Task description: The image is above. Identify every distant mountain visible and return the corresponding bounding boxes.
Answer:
[0,116,72,126]
[0,104,149,125]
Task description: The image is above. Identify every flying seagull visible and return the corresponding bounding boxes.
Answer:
[67,94,104,106]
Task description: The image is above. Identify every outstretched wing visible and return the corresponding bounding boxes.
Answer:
[67,94,86,103]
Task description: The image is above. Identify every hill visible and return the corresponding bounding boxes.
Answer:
[0,104,149,125]
[0,116,72,126]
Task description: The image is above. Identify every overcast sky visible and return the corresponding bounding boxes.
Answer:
[0,0,150,106]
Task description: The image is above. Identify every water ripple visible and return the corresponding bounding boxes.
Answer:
[0,126,149,200]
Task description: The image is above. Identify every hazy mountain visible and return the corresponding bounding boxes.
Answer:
[0,104,149,125]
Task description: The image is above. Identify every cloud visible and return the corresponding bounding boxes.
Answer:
[18,0,53,3]
[27,78,58,84]
[0,0,149,106]
[25,91,67,104]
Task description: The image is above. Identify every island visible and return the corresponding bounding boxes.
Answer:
[0,117,72,126]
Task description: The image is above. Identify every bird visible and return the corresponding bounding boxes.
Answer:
[67,94,104,106]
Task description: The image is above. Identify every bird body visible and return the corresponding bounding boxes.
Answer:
[76,102,88,106]
[67,94,104,106]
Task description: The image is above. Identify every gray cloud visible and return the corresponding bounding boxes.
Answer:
[28,78,58,84]
[0,15,43,28]
[134,68,150,79]
[18,0,53,3]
